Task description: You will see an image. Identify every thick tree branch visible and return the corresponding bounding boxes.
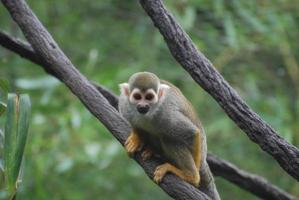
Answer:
[0,32,297,200]
[0,1,210,200]
[139,0,299,180]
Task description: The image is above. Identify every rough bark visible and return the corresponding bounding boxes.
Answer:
[139,0,299,181]
[0,31,297,200]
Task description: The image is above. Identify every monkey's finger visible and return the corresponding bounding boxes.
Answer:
[125,142,140,157]
[153,172,161,183]
[153,171,163,183]
[155,165,164,171]
[141,149,153,161]
[124,136,132,146]
[124,141,131,151]
[125,143,134,155]
[126,144,135,153]
[125,141,132,150]
[127,141,137,151]
[125,137,135,148]
[154,165,168,184]
[153,176,160,183]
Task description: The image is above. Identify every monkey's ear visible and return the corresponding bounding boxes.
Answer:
[158,83,170,98]
[119,83,130,96]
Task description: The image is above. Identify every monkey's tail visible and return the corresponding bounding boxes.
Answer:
[199,162,221,200]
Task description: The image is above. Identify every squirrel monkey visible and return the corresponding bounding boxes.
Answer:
[118,72,207,187]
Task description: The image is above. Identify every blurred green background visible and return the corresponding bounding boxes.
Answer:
[0,0,299,199]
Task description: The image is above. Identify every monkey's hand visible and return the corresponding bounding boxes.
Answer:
[125,129,144,157]
[141,147,153,160]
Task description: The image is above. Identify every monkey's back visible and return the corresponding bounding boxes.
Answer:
[160,80,203,129]
[160,80,207,165]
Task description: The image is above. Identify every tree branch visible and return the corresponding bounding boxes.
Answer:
[0,31,297,200]
[207,154,298,200]
[0,1,210,200]
[0,31,39,64]
[0,30,58,77]
[139,0,299,181]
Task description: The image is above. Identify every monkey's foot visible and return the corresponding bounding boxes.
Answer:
[190,173,200,187]
[141,148,153,161]
[125,131,143,157]
[154,163,200,187]
[153,163,171,183]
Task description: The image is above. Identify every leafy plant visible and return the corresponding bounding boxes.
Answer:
[3,94,31,200]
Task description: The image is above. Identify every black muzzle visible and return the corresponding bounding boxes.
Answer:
[137,104,150,114]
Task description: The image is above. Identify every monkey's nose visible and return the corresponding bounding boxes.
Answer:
[137,104,150,114]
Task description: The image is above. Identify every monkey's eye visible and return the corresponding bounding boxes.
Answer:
[145,93,154,101]
[133,93,142,100]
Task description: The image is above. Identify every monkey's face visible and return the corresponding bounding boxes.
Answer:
[129,88,158,114]
[119,72,170,116]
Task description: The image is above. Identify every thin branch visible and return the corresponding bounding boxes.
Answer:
[0,32,297,200]
[207,154,298,200]
[0,31,39,65]
[0,1,210,200]
[0,30,57,77]
[139,0,299,180]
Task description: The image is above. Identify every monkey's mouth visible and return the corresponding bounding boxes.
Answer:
[137,104,150,114]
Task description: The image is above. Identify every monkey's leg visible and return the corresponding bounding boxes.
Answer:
[125,129,144,156]
[192,130,202,171]
[154,144,200,186]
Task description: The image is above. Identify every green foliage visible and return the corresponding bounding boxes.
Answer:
[0,79,8,98]
[0,0,299,199]
[0,78,8,116]
[3,94,31,199]
[0,103,6,117]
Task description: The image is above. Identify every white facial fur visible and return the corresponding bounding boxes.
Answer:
[119,83,129,96]
[158,83,170,98]
[129,88,158,104]
[119,82,170,105]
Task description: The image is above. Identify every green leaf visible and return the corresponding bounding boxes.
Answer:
[224,13,238,48]
[0,102,7,116]
[0,129,3,149]
[0,159,3,172]
[213,0,224,18]
[4,94,31,199]
[233,0,267,33]
[4,94,17,196]
[15,95,31,179]
[0,79,9,98]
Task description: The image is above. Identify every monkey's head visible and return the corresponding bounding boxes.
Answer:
[119,72,169,115]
